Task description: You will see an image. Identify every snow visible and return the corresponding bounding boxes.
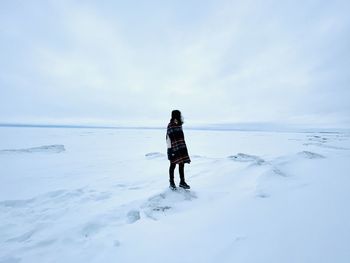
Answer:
[0,145,65,154]
[0,127,350,263]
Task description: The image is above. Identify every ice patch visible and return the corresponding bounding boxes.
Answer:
[0,144,65,154]
[0,199,35,208]
[113,240,121,247]
[272,167,287,177]
[228,153,266,165]
[126,210,141,224]
[307,135,328,143]
[6,229,37,243]
[234,236,247,242]
[191,155,206,159]
[303,142,349,150]
[255,192,270,198]
[30,238,56,248]
[0,257,22,263]
[298,151,325,159]
[145,152,165,159]
[303,134,350,150]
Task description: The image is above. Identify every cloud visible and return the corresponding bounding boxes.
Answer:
[0,0,349,127]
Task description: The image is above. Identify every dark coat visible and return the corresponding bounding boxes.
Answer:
[166,121,191,164]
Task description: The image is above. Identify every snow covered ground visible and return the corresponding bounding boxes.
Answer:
[0,126,350,263]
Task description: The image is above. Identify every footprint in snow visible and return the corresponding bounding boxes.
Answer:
[141,189,197,220]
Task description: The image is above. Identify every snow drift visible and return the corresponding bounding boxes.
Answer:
[0,127,349,263]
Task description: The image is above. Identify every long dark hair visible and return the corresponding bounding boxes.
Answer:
[170,110,184,125]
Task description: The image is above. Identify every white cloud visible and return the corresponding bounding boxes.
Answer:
[0,0,349,127]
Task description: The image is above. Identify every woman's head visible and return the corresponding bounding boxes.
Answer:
[171,110,183,125]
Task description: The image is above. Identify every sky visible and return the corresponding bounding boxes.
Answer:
[1,0,349,128]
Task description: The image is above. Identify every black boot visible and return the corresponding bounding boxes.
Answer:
[179,181,190,189]
[169,180,177,190]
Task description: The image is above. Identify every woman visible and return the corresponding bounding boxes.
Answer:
[166,110,191,190]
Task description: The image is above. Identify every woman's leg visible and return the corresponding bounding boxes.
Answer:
[169,162,176,182]
[179,163,185,183]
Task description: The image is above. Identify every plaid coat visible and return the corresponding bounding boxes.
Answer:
[166,121,191,164]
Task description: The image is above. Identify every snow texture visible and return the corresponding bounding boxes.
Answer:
[0,144,65,154]
[0,127,350,263]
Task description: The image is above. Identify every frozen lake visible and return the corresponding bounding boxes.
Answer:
[1,127,350,263]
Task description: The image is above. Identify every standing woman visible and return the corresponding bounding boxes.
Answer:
[166,110,191,190]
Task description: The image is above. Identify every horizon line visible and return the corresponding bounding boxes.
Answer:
[0,122,349,133]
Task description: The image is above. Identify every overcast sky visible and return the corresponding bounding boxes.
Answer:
[1,0,349,127]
